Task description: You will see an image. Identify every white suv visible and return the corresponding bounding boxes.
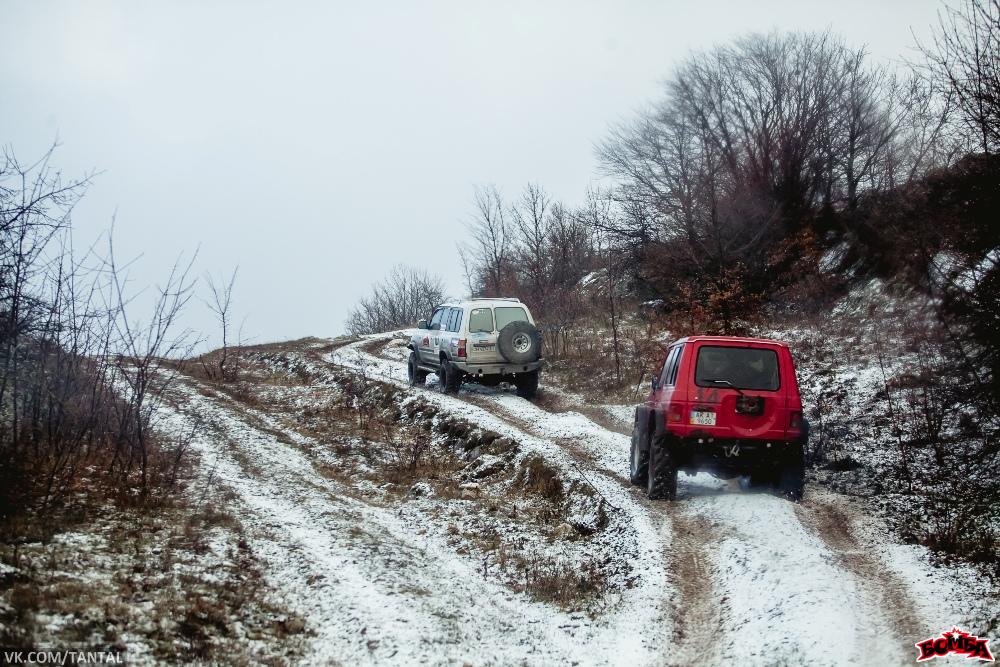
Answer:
[407,298,543,397]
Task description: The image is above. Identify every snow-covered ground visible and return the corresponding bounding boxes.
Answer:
[130,332,996,665]
[150,337,672,666]
[322,334,994,665]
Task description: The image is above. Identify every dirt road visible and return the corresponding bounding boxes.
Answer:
[154,333,989,666]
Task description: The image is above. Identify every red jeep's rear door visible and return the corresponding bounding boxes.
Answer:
[687,342,787,441]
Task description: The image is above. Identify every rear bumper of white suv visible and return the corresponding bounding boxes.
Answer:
[451,360,542,376]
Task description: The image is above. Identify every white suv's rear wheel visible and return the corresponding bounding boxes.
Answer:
[438,360,462,394]
[513,370,538,399]
[408,351,428,386]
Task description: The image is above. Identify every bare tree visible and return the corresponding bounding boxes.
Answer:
[510,183,551,317]
[460,185,513,296]
[1,144,198,523]
[541,202,595,354]
[1,145,91,428]
[581,192,624,381]
[106,238,199,490]
[204,266,240,381]
[887,75,965,185]
[597,31,921,327]
[456,183,599,352]
[919,0,1000,153]
[602,32,906,241]
[346,265,446,335]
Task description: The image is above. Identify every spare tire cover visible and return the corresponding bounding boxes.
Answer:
[497,321,542,364]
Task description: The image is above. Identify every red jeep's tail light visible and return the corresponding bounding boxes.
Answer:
[789,410,802,430]
[457,339,467,358]
[667,404,683,423]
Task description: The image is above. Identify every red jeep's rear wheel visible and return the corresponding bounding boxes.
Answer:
[778,442,805,501]
[646,434,678,500]
[629,420,649,486]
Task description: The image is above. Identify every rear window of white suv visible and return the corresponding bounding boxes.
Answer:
[494,306,528,331]
[469,308,493,333]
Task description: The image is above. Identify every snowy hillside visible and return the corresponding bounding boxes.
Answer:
[128,333,997,664]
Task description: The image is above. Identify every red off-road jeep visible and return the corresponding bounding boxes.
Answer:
[629,336,808,501]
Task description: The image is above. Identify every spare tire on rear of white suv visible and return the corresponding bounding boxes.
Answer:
[497,321,542,364]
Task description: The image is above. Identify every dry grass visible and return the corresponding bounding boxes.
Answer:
[0,490,305,663]
[515,455,564,502]
[543,316,667,404]
[167,338,620,614]
[469,527,605,609]
[195,343,525,500]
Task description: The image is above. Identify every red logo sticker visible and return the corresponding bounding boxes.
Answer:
[916,627,994,662]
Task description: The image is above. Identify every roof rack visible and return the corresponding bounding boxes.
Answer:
[469,297,521,302]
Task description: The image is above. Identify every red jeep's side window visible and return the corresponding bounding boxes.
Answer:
[658,345,683,387]
[668,344,685,385]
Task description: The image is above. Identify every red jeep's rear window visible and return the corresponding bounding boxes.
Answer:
[694,346,780,391]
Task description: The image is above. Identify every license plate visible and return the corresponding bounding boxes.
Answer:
[690,410,716,426]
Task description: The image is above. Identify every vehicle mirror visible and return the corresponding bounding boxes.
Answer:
[651,375,659,391]
[417,319,428,330]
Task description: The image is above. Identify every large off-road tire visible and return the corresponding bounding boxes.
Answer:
[747,467,777,490]
[497,321,542,364]
[513,370,539,399]
[629,418,649,486]
[438,359,463,394]
[778,442,805,501]
[647,434,678,500]
[407,351,428,387]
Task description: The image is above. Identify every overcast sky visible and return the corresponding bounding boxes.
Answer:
[2,0,944,347]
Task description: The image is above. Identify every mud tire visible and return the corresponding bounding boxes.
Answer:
[513,370,539,399]
[629,419,649,486]
[778,442,805,501]
[438,360,462,394]
[407,351,428,387]
[647,434,678,500]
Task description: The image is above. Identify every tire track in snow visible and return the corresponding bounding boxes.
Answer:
[158,385,465,665]
[157,379,665,666]
[687,490,910,666]
[796,488,924,662]
[532,389,633,436]
[459,381,724,665]
[328,334,947,666]
[337,335,730,666]
[459,385,729,667]
[324,335,677,664]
